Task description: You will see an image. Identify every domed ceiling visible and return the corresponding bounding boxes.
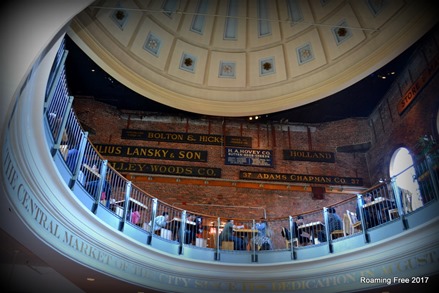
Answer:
[67,0,437,117]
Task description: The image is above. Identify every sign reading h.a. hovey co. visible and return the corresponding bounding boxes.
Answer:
[121,129,252,147]
[225,147,273,167]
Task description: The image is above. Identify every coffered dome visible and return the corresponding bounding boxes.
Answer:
[68,0,437,117]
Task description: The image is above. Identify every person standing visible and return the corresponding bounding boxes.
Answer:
[252,218,273,250]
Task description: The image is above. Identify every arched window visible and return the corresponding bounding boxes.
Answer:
[389,147,423,213]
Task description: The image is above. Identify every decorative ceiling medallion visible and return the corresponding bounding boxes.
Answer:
[260,57,275,76]
[179,53,197,73]
[111,8,129,30]
[297,43,315,65]
[332,20,352,45]
[219,61,236,78]
[143,32,161,57]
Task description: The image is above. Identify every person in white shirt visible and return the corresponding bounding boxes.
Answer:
[153,212,170,233]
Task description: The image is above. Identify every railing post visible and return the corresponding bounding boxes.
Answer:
[288,215,296,260]
[323,207,333,253]
[179,210,187,255]
[69,131,88,189]
[147,198,158,245]
[51,95,73,156]
[426,154,439,200]
[91,160,108,214]
[357,194,369,243]
[215,217,220,261]
[119,181,132,231]
[390,178,409,230]
[251,219,257,262]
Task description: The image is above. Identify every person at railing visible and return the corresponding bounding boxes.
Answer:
[152,212,171,235]
[85,178,112,208]
[399,187,413,213]
[219,219,247,250]
[317,207,342,242]
[294,215,311,245]
[195,216,203,239]
[66,148,79,171]
[183,214,197,245]
[356,196,371,228]
[251,218,273,250]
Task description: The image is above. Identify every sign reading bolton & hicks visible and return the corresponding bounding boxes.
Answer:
[94,144,207,162]
[283,149,335,163]
[225,147,273,167]
[240,171,362,186]
[109,162,221,178]
[121,129,252,147]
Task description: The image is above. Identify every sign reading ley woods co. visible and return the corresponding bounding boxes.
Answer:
[225,147,273,167]
[122,129,252,147]
[94,144,207,162]
[109,162,221,178]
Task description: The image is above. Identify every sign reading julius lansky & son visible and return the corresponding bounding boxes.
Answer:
[225,147,273,167]
[109,162,221,178]
[240,171,362,186]
[121,129,252,147]
[94,144,207,162]
[283,149,335,163]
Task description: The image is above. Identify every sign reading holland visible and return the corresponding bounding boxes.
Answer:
[225,147,273,167]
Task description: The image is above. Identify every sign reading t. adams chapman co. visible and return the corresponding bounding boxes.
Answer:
[225,147,273,167]
[121,129,252,147]
[283,149,335,163]
[240,171,363,186]
[94,144,207,162]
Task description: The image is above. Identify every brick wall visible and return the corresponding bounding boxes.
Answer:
[73,99,370,218]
